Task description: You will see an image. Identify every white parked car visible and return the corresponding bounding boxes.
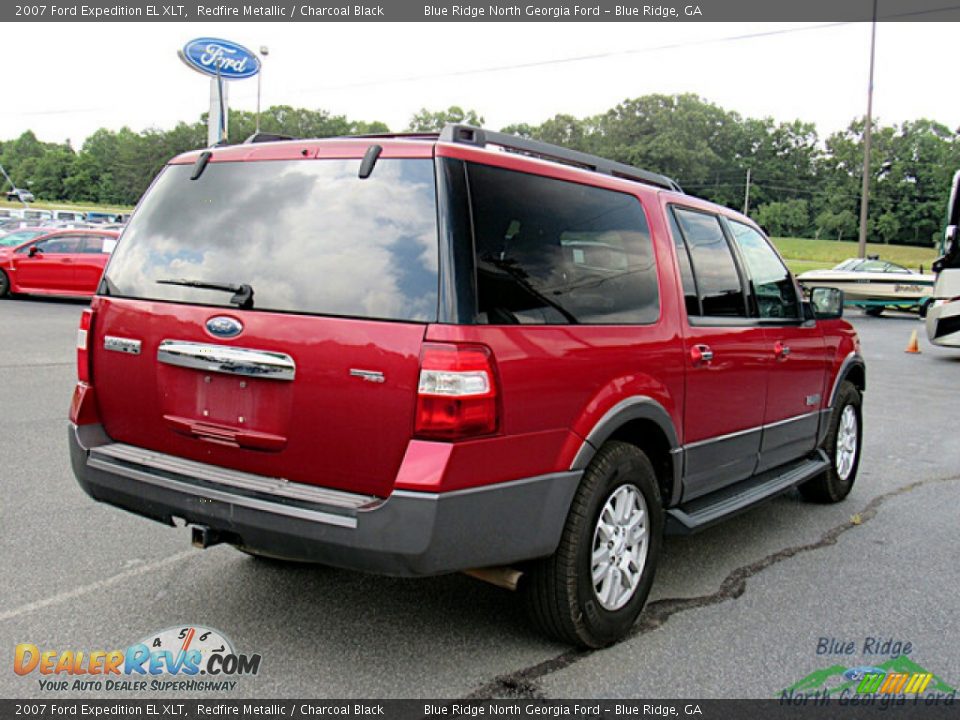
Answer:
[5,188,35,203]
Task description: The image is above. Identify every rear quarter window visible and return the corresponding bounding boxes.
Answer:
[466,163,659,325]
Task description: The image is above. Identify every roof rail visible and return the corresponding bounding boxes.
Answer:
[439,124,683,193]
[348,131,442,140]
[244,132,297,144]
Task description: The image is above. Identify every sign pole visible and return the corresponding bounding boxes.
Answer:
[207,75,229,147]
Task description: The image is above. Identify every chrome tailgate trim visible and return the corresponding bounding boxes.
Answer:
[157,340,296,381]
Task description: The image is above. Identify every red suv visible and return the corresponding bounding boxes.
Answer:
[69,126,864,647]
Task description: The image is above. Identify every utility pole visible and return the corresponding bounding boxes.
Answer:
[742,168,751,215]
[857,0,878,259]
[0,163,15,192]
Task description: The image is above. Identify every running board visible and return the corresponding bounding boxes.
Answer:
[666,452,829,534]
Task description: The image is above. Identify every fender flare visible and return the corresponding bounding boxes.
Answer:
[828,351,866,408]
[570,396,683,506]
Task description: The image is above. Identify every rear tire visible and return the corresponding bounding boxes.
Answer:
[0,269,10,298]
[522,441,663,648]
[799,381,862,503]
[864,306,884,317]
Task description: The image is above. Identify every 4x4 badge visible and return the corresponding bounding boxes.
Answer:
[206,316,243,338]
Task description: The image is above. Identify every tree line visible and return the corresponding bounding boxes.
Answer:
[2,96,957,246]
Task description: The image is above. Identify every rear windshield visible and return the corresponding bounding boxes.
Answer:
[103,158,439,322]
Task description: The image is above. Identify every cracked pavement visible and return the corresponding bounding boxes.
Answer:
[2,299,958,699]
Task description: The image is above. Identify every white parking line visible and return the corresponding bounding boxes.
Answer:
[0,550,196,622]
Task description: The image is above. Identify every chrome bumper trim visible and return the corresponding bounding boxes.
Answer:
[88,443,377,528]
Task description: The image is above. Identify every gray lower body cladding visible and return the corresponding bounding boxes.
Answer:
[68,423,582,577]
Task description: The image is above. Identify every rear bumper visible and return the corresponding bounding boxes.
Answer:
[69,423,582,576]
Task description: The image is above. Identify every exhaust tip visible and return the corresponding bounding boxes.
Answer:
[463,567,523,592]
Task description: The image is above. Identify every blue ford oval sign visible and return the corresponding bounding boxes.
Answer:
[180,38,260,80]
[206,316,244,338]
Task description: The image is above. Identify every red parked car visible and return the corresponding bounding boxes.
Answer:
[69,126,864,647]
[0,228,120,298]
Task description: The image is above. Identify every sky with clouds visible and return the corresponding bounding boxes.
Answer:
[2,22,955,146]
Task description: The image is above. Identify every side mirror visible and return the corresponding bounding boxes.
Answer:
[809,287,844,319]
[28,246,40,257]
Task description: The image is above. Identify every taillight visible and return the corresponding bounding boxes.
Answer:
[77,308,94,383]
[415,343,499,440]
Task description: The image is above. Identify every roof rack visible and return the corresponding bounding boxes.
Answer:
[348,131,441,141]
[439,124,683,193]
[244,132,297,144]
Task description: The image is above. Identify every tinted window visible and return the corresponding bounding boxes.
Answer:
[103,159,439,322]
[673,208,746,317]
[668,210,700,317]
[80,236,104,253]
[34,235,83,254]
[728,221,800,320]
[468,163,659,325]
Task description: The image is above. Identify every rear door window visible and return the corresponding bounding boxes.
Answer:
[467,163,659,325]
[672,208,747,318]
[80,236,104,253]
[102,159,439,322]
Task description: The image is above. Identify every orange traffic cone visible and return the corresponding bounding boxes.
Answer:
[905,329,921,354]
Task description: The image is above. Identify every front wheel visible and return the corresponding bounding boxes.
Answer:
[799,381,862,503]
[864,306,884,317]
[522,441,663,648]
[0,269,10,298]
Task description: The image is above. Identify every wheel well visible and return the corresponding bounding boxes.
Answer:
[607,419,674,506]
[845,364,866,394]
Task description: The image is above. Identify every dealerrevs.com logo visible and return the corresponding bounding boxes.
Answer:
[14,626,261,692]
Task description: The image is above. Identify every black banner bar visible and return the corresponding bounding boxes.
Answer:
[3,0,960,22]
[1,699,958,719]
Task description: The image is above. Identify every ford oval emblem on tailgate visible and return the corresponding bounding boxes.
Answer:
[206,316,243,338]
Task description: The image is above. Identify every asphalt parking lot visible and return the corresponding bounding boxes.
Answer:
[1,298,958,699]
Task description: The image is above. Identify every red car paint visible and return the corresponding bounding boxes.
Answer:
[71,135,860,496]
[68,129,864,601]
[0,228,119,297]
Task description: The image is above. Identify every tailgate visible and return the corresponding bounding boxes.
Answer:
[91,298,425,497]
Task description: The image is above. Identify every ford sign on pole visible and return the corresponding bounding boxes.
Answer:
[179,37,261,79]
[179,37,261,146]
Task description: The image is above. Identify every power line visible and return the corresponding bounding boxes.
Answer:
[0,21,863,119]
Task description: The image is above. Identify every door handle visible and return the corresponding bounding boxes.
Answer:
[774,341,791,359]
[690,344,714,365]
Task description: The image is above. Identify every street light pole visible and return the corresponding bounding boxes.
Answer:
[857,0,878,259]
[742,167,751,215]
[255,45,269,134]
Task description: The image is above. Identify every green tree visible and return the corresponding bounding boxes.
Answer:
[30,145,76,200]
[815,209,858,241]
[755,199,810,236]
[406,106,484,132]
[874,212,901,244]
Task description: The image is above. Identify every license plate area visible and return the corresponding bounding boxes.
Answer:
[157,366,293,451]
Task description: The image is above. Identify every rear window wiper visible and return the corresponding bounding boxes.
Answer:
[156,278,254,309]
